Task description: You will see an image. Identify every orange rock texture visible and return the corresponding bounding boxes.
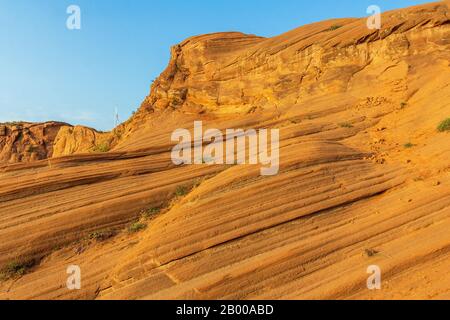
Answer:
[0,122,109,164]
[0,122,67,163]
[0,2,449,300]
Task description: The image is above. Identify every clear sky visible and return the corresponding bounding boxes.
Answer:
[0,0,434,130]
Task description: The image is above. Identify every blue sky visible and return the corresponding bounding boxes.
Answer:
[0,0,434,130]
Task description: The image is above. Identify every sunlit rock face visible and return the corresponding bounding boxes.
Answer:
[0,2,450,300]
[0,122,109,164]
[137,2,449,116]
[0,122,68,163]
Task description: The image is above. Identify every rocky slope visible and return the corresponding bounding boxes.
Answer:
[0,1,449,300]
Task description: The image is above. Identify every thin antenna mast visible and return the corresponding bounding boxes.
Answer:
[114,107,119,127]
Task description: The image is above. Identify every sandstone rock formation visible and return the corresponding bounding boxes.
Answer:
[0,122,68,163]
[0,122,111,164]
[52,126,111,157]
[0,2,449,300]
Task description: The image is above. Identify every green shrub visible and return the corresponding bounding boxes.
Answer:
[364,249,379,258]
[92,142,110,153]
[0,259,35,280]
[142,207,161,219]
[339,122,354,128]
[437,118,450,132]
[404,142,415,149]
[88,229,115,241]
[400,102,408,109]
[128,222,147,233]
[327,25,342,31]
[175,186,188,197]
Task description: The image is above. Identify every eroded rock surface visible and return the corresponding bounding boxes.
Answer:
[0,2,449,300]
[0,122,68,163]
[0,122,110,164]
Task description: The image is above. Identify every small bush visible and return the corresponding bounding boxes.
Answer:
[92,142,110,153]
[0,259,35,280]
[437,118,450,132]
[364,249,379,258]
[88,229,115,241]
[175,186,188,197]
[339,122,354,128]
[404,142,415,149]
[327,25,342,31]
[128,222,147,233]
[400,102,408,109]
[142,207,161,219]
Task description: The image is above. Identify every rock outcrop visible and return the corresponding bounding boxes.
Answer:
[0,122,110,164]
[52,126,111,158]
[113,1,450,146]
[0,122,68,163]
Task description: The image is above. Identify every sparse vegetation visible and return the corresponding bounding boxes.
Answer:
[0,259,36,280]
[142,207,161,219]
[400,102,408,109]
[327,25,343,31]
[364,249,379,258]
[339,122,354,128]
[88,229,115,241]
[128,222,147,233]
[92,142,110,153]
[437,118,450,132]
[175,186,188,197]
[404,142,415,149]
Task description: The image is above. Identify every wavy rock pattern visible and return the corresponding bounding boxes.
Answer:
[0,2,450,300]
